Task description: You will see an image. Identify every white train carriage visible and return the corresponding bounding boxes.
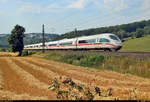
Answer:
[24,43,42,50]
[76,34,99,49]
[24,45,32,50]
[24,33,122,51]
[45,41,59,49]
[57,38,76,49]
[75,33,122,51]
[32,43,42,50]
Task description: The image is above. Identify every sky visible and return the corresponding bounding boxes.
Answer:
[0,0,150,34]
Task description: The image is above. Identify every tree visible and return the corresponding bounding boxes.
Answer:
[144,26,150,36]
[131,32,136,39]
[135,28,144,38]
[7,24,25,56]
[116,29,126,39]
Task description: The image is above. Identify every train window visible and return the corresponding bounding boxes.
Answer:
[48,44,57,46]
[79,39,96,44]
[109,35,120,41]
[99,38,110,42]
[79,40,86,44]
[59,41,72,45]
[87,39,96,43]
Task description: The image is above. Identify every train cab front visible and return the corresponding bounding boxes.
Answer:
[109,34,122,51]
[115,45,122,51]
[114,40,122,51]
[114,41,122,51]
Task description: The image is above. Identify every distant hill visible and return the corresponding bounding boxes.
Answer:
[120,35,150,52]
[24,33,59,45]
[0,33,59,48]
[0,34,10,48]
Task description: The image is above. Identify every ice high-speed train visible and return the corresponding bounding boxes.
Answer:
[24,33,122,51]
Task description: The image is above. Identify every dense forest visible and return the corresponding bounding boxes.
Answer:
[54,19,150,41]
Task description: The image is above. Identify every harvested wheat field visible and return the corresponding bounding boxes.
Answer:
[0,52,18,57]
[0,56,150,100]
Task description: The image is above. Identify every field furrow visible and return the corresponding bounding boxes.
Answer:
[0,67,4,90]
[23,57,149,89]
[27,57,143,81]
[14,58,88,85]
[20,58,110,87]
[12,58,53,84]
[6,58,49,89]
[0,56,150,100]
[22,57,150,99]
[19,58,90,84]
[0,90,49,100]
[0,57,56,99]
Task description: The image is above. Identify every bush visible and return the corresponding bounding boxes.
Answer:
[44,52,105,68]
[0,48,12,52]
[28,51,37,55]
[62,54,84,64]
[80,55,105,67]
[0,48,7,52]
[7,48,12,52]
[22,50,29,56]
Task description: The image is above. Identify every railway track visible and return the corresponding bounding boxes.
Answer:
[43,50,150,59]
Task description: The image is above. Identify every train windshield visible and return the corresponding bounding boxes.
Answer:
[99,38,110,42]
[109,35,120,41]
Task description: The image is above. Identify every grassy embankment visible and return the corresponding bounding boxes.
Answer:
[120,35,150,52]
[41,51,150,78]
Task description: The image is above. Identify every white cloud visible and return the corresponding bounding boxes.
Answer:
[142,0,150,10]
[0,0,8,3]
[18,3,42,14]
[18,0,89,14]
[140,0,150,20]
[114,0,128,12]
[17,0,130,14]
[95,0,129,12]
[67,0,86,9]
[104,0,116,4]
[47,3,62,9]
[18,2,65,14]
[46,3,66,13]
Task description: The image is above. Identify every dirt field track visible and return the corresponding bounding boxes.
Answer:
[0,56,150,100]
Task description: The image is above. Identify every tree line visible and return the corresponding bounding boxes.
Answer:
[54,19,150,41]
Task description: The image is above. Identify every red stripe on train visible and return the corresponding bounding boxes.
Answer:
[25,43,117,49]
[46,43,103,48]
